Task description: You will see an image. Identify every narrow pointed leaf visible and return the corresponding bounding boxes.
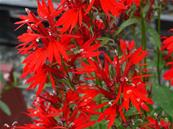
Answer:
[152,86,173,118]
[115,18,139,36]
[0,100,11,116]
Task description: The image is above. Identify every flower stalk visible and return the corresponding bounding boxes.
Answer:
[157,2,162,85]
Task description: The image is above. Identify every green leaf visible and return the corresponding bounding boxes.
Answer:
[147,26,161,49]
[114,119,123,128]
[115,18,139,36]
[152,86,173,118]
[125,107,137,117]
[0,72,4,82]
[0,100,11,116]
[92,120,107,129]
[142,1,150,18]
[97,37,111,45]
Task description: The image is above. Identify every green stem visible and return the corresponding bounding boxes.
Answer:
[96,79,104,129]
[140,0,147,51]
[141,15,147,51]
[157,3,161,86]
[140,7,147,82]
[62,59,75,90]
[131,25,136,41]
[157,49,161,85]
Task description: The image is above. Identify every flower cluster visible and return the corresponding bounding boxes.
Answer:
[15,0,156,128]
[18,87,104,129]
[141,117,171,129]
[162,31,173,85]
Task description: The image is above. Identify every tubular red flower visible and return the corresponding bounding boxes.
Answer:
[162,31,173,85]
[15,0,155,128]
[87,0,126,17]
[76,40,152,127]
[141,117,171,129]
[17,86,102,129]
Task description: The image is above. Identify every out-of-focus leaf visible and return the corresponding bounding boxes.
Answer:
[147,26,161,49]
[114,119,122,128]
[16,84,29,89]
[0,72,4,82]
[115,18,139,36]
[142,1,150,17]
[152,86,173,118]
[0,100,11,116]
[91,120,107,129]
[125,107,137,117]
[97,37,111,45]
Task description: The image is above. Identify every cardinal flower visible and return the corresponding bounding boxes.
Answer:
[141,117,171,129]
[18,86,102,129]
[56,8,83,33]
[162,31,173,85]
[15,8,40,30]
[112,40,152,121]
[17,17,73,94]
[21,38,70,94]
[15,0,156,128]
[75,38,101,59]
[23,64,65,95]
[120,80,153,119]
[76,56,112,88]
[87,0,126,17]
[55,0,87,33]
[17,31,42,54]
[163,66,173,85]
[76,39,152,128]
[163,36,173,55]
[122,0,141,7]
[98,104,117,129]
[37,0,60,20]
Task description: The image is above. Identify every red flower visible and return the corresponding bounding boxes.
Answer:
[55,0,89,33]
[120,39,135,54]
[113,40,152,121]
[17,93,64,129]
[21,39,70,93]
[16,0,156,128]
[18,86,102,129]
[76,56,112,88]
[76,40,152,126]
[141,117,171,129]
[98,104,117,129]
[87,0,126,17]
[120,80,153,113]
[24,66,59,95]
[100,0,126,17]
[162,32,173,85]
[17,14,73,93]
[56,8,82,33]
[37,0,59,20]
[15,8,40,30]
[122,0,141,7]
[76,38,101,59]
[163,36,173,55]
[163,67,173,85]
[17,31,42,54]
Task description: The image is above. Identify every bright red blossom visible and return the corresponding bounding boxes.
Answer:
[141,117,171,129]
[122,0,141,7]
[87,0,126,17]
[76,40,152,127]
[15,0,154,129]
[17,86,102,129]
[162,30,173,85]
